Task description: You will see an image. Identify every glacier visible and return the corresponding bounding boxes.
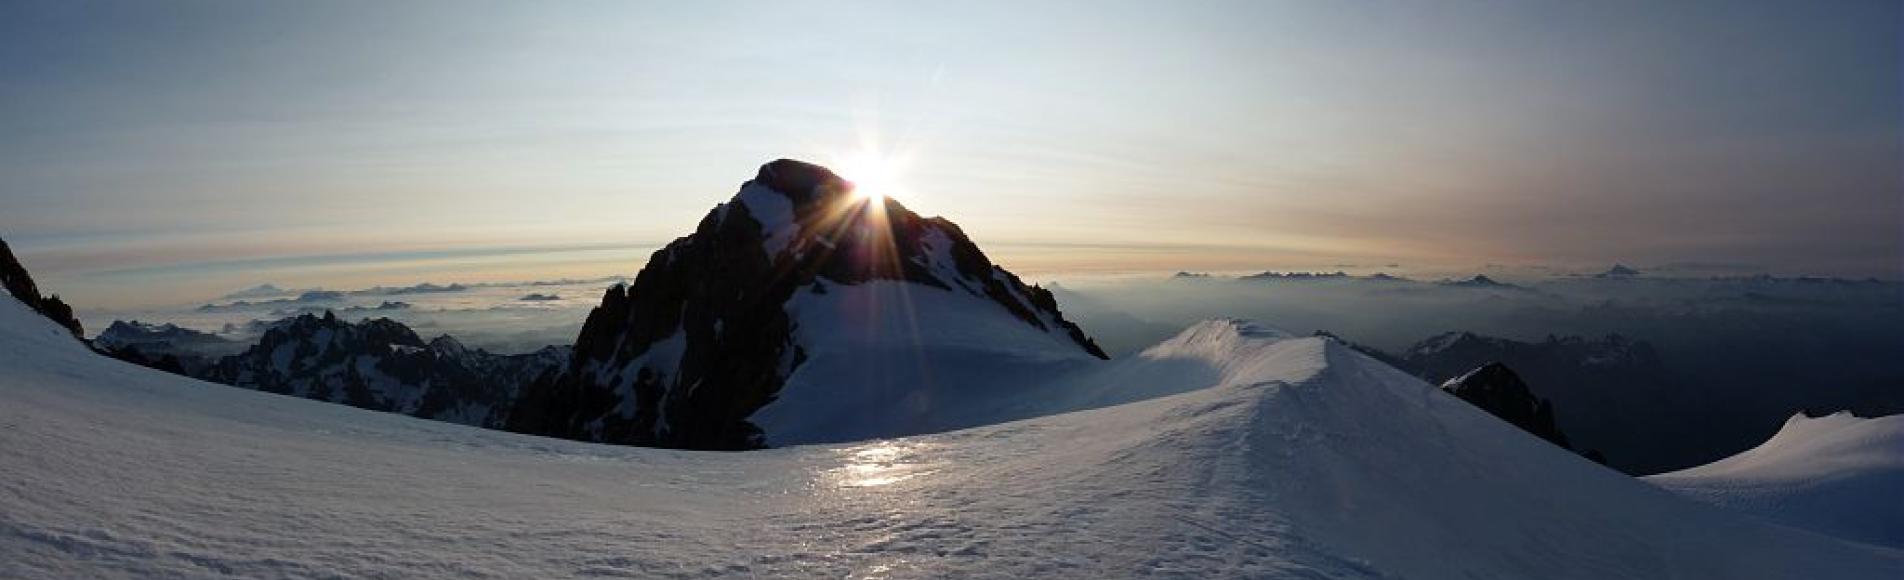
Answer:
[1648,411,1904,550]
[1,294,1899,578]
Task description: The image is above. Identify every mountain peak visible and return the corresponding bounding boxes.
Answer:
[508,159,1106,450]
[428,334,471,358]
[1596,264,1642,278]
[754,158,851,205]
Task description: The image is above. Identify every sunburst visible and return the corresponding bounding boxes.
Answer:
[834,148,910,203]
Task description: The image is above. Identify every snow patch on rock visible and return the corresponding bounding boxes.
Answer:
[736,182,799,258]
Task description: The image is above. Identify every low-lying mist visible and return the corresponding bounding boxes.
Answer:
[74,266,1904,474]
[80,278,625,355]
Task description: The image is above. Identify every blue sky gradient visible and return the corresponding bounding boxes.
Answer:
[2,0,1898,307]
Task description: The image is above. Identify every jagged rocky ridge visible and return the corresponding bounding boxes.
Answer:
[96,320,238,353]
[0,236,82,338]
[508,159,1107,450]
[1440,362,1605,463]
[94,320,241,376]
[1336,329,1720,474]
[1317,331,1605,463]
[190,312,569,428]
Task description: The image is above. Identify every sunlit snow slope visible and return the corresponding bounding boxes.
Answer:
[2,298,1899,578]
[1648,412,1904,549]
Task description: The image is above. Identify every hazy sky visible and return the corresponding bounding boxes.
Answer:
[2,0,1898,308]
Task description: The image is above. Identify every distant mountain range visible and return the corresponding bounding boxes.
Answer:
[8,270,1897,578]
[97,311,567,430]
[94,320,244,375]
[96,320,244,353]
[200,312,567,427]
[1327,329,1741,475]
[3,156,1898,576]
[1189,266,1894,287]
[94,161,1113,450]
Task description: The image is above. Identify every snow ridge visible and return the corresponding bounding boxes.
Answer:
[4,295,1899,578]
[1648,411,1904,548]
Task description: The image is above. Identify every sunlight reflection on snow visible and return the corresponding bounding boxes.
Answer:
[852,561,901,580]
[832,442,938,488]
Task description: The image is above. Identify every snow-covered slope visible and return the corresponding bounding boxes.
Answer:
[754,318,1320,445]
[752,280,1105,444]
[4,295,1899,578]
[508,159,1105,450]
[1647,412,1904,549]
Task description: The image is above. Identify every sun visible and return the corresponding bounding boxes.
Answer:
[836,149,906,203]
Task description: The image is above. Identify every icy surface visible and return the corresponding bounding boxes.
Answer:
[759,284,1238,446]
[754,280,1103,445]
[1648,411,1904,548]
[2,298,1899,578]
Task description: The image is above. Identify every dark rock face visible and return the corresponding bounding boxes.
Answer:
[0,236,83,338]
[202,312,566,427]
[102,345,194,377]
[1440,362,1577,452]
[1393,331,1702,473]
[1326,331,1610,464]
[507,159,1107,450]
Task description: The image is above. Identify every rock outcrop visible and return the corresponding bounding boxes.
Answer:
[203,312,566,427]
[1395,331,1682,470]
[507,159,1106,450]
[0,236,83,339]
[1440,362,1576,450]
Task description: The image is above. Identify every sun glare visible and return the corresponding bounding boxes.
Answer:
[836,150,906,203]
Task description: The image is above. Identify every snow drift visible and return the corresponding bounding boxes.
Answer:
[1648,411,1904,549]
[4,293,1900,578]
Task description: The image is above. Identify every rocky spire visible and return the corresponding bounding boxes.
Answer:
[1441,362,1577,452]
[507,159,1106,450]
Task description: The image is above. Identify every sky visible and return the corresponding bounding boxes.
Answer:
[1,0,1899,308]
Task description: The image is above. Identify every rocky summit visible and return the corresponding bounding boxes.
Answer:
[508,159,1106,450]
